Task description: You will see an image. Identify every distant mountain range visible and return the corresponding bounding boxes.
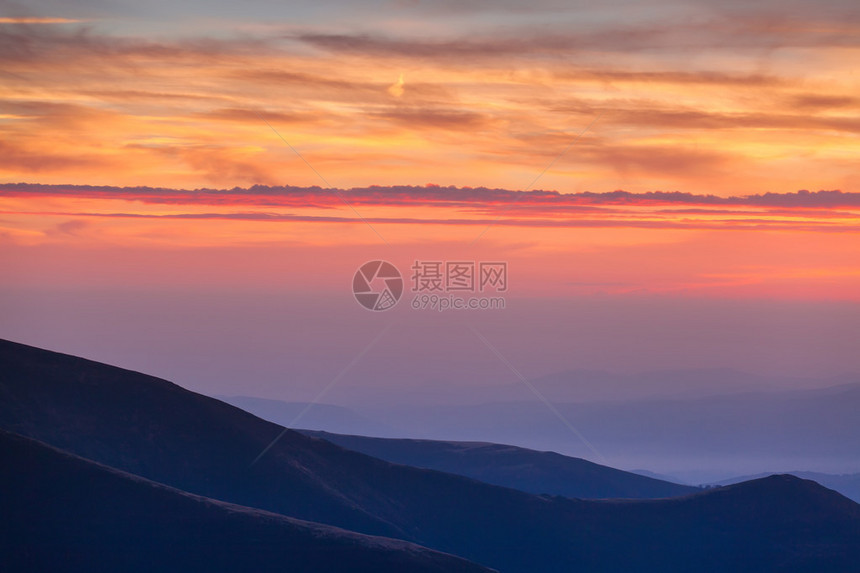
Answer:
[0,429,492,573]
[300,430,698,499]
[217,371,860,476]
[325,367,856,408]
[454,367,826,403]
[2,338,859,572]
[342,383,860,472]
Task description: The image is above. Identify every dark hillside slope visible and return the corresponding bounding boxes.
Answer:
[2,338,859,573]
[0,429,494,573]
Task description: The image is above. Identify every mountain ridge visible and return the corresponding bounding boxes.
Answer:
[3,337,859,573]
[299,429,698,499]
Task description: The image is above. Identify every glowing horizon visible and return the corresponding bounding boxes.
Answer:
[2,183,859,302]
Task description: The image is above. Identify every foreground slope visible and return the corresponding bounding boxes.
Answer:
[301,430,697,499]
[0,429,492,573]
[2,338,859,573]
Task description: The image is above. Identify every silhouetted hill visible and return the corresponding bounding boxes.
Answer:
[571,474,860,572]
[2,338,859,572]
[0,429,493,573]
[301,430,698,499]
[716,471,860,503]
[0,338,402,537]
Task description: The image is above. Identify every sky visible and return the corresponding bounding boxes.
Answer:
[1,0,859,404]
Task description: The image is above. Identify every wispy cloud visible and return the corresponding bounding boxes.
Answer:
[0,17,83,24]
[1,10,858,193]
[294,17,860,60]
[5,183,860,207]
[3,184,858,233]
[8,210,859,233]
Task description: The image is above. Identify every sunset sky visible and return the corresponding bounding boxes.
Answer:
[1,0,859,399]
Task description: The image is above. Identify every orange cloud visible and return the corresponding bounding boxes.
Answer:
[0,17,83,24]
[1,20,858,193]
